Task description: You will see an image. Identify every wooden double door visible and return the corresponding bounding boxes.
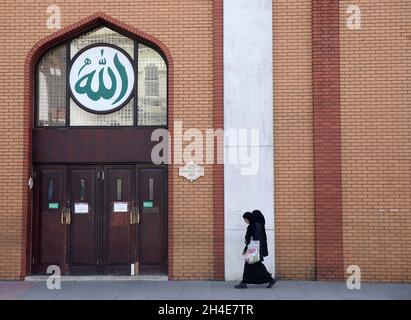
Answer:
[32,164,167,275]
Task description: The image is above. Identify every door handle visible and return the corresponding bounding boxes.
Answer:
[130,207,140,225]
[65,208,72,225]
[130,207,134,225]
[60,208,66,224]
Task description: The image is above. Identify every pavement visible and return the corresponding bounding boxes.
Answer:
[0,280,410,300]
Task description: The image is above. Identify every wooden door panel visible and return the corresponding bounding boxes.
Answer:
[33,164,167,276]
[139,167,166,273]
[67,167,99,274]
[33,166,66,274]
[102,166,134,274]
[140,215,161,264]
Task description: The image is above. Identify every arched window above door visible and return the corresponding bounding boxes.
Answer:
[36,26,167,127]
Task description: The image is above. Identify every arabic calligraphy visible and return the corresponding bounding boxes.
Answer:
[78,58,91,76]
[69,45,134,113]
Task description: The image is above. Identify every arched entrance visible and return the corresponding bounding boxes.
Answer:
[25,14,173,276]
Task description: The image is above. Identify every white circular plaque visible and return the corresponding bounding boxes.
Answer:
[69,44,135,114]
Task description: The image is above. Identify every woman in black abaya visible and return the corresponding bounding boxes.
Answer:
[235,210,276,289]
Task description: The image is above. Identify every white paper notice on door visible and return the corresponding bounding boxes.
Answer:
[113,202,128,213]
[74,202,89,214]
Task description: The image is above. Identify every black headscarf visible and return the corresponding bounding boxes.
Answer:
[242,210,269,258]
[252,210,265,226]
[242,211,254,223]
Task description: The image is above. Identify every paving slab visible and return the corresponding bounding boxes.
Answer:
[0,280,409,300]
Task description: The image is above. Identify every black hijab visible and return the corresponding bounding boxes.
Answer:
[243,210,268,257]
[252,210,265,226]
[242,211,254,224]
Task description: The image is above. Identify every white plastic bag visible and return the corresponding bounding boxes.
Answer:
[244,239,260,264]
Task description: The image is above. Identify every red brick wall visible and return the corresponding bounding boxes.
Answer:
[340,0,411,282]
[273,0,316,280]
[275,0,410,283]
[0,1,216,280]
[0,0,409,283]
[213,0,224,281]
[312,0,344,281]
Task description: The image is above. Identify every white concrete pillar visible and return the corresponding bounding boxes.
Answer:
[223,0,274,281]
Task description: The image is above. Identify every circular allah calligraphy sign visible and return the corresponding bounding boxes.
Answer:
[69,43,135,114]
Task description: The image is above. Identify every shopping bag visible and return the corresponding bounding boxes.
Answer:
[244,239,260,264]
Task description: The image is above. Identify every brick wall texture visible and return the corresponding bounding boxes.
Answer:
[0,0,410,282]
[339,0,411,282]
[0,0,215,280]
[273,0,410,283]
[273,0,316,280]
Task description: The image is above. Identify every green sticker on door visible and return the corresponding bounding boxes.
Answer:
[48,202,59,209]
[143,201,153,208]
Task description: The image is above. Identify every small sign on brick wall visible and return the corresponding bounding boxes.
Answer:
[179,161,204,182]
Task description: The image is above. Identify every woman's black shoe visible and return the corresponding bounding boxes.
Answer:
[235,283,247,289]
[267,279,276,288]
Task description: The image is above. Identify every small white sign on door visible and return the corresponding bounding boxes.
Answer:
[113,202,129,213]
[74,202,89,214]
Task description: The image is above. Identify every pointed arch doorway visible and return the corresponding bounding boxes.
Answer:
[27,14,173,276]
